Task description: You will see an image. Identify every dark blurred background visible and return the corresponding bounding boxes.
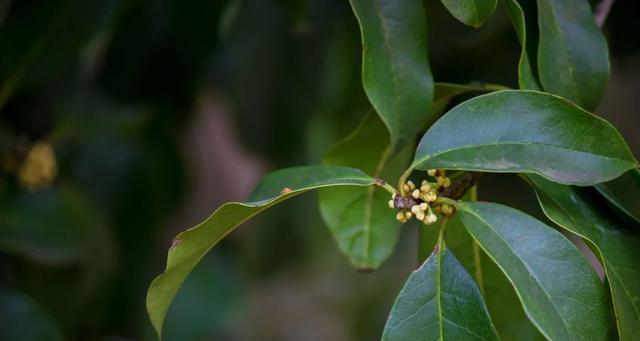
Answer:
[0,0,638,340]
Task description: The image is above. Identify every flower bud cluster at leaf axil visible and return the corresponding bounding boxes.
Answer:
[388,169,455,225]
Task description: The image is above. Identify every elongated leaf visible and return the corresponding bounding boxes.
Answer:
[595,169,640,225]
[439,0,497,28]
[383,240,499,340]
[319,113,406,269]
[527,175,640,340]
[504,0,541,90]
[411,90,637,185]
[457,201,612,340]
[537,0,609,110]
[350,0,433,148]
[420,191,545,340]
[146,165,374,337]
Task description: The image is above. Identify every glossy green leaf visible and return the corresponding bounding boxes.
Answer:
[504,0,541,90]
[595,169,640,224]
[527,175,640,340]
[146,165,374,337]
[411,90,637,185]
[439,0,497,28]
[537,0,609,110]
[457,201,612,340]
[383,239,499,341]
[319,113,408,269]
[420,191,545,340]
[350,0,433,148]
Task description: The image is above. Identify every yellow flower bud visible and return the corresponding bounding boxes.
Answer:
[18,142,57,190]
[411,205,421,214]
[420,184,431,192]
[421,180,429,187]
[405,212,413,219]
[419,202,428,211]
[425,213,437,224]
[441,204,454,216]
[427,169,437,177]
[416,212,425,221]
[402,184,411,193]
[388,200,395,208]
[425,191,437,202]
[407,181,416,190]
[443,177,451,188]
[412,189,421,199]
[396,211,407,223]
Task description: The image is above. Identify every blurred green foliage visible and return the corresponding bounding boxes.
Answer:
[0,0,638,340]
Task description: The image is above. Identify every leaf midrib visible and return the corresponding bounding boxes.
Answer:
[436,245,445,340]
[371,0,403,146]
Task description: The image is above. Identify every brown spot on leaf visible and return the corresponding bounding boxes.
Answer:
[170,238,182,249]
[280,187,293,195]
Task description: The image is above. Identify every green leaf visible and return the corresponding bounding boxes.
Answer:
[504,0,541,90]
[323,1,442,270]
[595,169,640,225]
[456,201,613,340]
[318,82,508,269]
[420,191,545,340]
[319,113,408,269]
[411,90,637,186]
[439,0,497,28]
[382,239,499,341]
[146,165,374,337]
[537,0,609,110]
[350,0,433,148]
[527,175,640,340]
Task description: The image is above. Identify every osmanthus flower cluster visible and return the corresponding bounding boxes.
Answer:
[388,169,455,225]
[146,0,640,340]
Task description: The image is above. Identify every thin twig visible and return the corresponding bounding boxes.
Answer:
[595,0,615,28]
